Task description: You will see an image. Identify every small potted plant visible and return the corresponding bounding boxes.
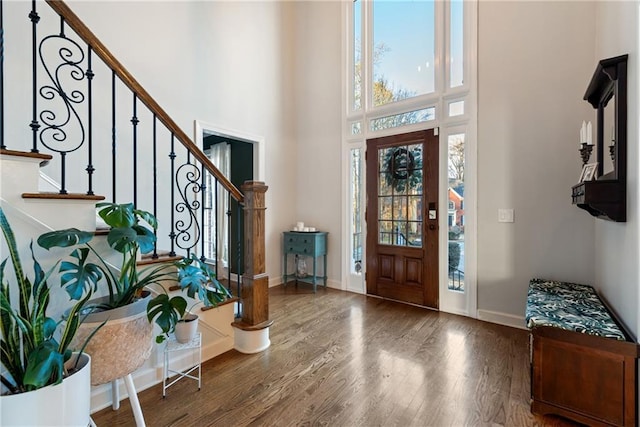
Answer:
[0,208,99,426]
[148,254,231,343]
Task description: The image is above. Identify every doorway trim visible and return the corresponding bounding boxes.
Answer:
[194,120,265,182]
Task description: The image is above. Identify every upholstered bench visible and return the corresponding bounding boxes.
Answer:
[525,278,639,427]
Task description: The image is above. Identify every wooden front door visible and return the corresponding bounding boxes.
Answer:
[366,129,439,309]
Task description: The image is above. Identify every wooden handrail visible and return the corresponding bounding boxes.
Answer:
[45,0,244,204]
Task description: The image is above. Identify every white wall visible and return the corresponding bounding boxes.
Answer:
[291,1,343,288]
[477,1,597,321]
[593,1,640,338]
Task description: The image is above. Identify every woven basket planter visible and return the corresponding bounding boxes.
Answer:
[73,292,153,386]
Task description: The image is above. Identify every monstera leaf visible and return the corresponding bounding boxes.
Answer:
[97,202,157,230]
[97,203,136,228]
[59,248,103,300]
[147,293,187,343]
[37,229,94,250]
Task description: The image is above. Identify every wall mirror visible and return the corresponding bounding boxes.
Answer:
[573,54,627,222]
[601,93,615,177]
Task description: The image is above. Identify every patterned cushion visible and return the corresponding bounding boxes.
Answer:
[525,278,626,341]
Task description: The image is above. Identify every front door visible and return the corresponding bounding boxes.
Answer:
[366,129,439,308]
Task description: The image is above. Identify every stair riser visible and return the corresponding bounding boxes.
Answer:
[1,156,44,200]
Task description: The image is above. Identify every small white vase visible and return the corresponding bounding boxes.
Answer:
[175,313,199,343]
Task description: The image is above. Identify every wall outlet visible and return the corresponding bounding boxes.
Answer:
[498,208,515,223]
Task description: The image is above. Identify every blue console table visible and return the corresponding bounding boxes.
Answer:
[282,231,328,292]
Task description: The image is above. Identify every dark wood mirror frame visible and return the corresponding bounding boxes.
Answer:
[571,54,628,222]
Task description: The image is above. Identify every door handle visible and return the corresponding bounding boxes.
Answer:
[429,224,436,230]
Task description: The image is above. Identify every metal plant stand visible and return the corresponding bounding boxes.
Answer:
[163,333,202,397]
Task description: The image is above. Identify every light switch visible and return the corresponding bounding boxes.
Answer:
[498,208,514,223]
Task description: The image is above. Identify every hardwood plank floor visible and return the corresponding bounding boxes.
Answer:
[92,286,580,426]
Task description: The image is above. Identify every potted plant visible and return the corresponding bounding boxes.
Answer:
[0,208,98,426]
[37,202,231,384]
[148,254,231,344]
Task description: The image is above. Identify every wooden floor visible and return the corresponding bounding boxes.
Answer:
[92,286,580,426]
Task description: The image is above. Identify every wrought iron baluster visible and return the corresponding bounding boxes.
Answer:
[175,147,202,256]
[29,0,40,153]
[214,178,219,279]
[131,94,138,207]
[200,161,206,262]
[0,0,4,150]
[111,71,116,202]
[236,204,242,318]
[152,114,158,258]
[85,46,94,195]
[38,17,86,195]
[169,134,176,256]
[227,192,232,295]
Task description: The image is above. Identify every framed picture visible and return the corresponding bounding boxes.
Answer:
[579,162,598,182]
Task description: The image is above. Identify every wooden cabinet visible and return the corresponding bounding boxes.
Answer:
[282,231,327,292]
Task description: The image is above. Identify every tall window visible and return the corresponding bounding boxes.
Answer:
[348,0,472,132]
[344,0,476,307]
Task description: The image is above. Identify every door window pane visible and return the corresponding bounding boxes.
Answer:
[378,145,423,247]
[448,133,465,291]
[372,0,435,106]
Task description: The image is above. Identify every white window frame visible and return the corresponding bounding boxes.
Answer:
[341,0,477,318]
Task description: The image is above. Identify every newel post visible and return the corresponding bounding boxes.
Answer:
[231,181,273,353]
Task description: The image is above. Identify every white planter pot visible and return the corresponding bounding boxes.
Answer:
[175,313,199,343]
[0,353,91,427]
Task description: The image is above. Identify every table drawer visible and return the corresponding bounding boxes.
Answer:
[286,243,312,254]
[283,232,326,256]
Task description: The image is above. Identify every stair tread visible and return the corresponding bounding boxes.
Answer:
[94,228,109,236]
[137,253,183,266]
[22,192,106,201]
[1,148,53,166]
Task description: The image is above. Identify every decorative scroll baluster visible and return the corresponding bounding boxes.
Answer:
[111,71,116,202]
[38,17,86,194]
[175,148,202,255]
[169,134,176,256]
[131,94,138,207]
[85,46,94,195]
[29,0,40,153]
[200,163,207,262]
[0,0,4,150]
[152,115,158,258]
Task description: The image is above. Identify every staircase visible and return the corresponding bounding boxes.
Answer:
[0,0,271,414]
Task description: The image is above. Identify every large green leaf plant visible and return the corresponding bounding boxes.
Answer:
[37,202,231,344]
[0,208,98,395]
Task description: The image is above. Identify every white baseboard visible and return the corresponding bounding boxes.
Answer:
[440,306,469,317]
[269,275,341,291]
[269,275,283,287]
[477,309,527,330]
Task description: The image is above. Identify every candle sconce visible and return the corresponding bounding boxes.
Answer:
[579,143,593,165]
